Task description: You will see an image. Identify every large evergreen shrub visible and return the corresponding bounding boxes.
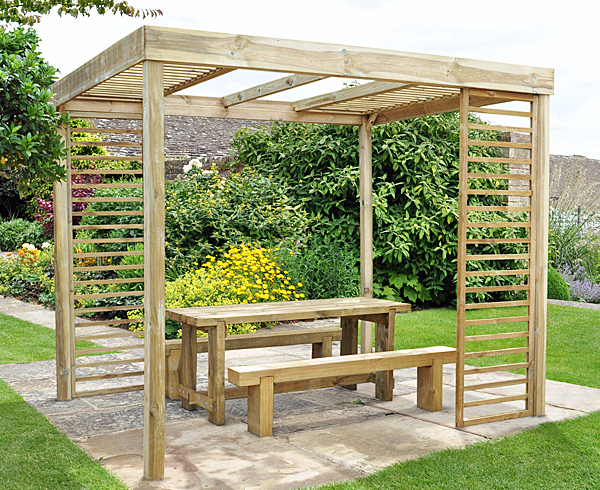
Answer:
[232,115,529,305]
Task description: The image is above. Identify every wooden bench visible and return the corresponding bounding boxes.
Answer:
[228,346,457,437]
[164,327,342,399]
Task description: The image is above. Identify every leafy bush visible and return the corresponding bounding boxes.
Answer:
[0,242,54,305]
[277,238,360,300]
[77,168,310,264]
[232,116,527,305]
[547,265,570,301]
[0,218,44,251]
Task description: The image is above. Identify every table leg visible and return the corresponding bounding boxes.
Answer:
[208,320,226,425]
[340,316,358,390]
[181,323,197,411]
[375,309,396,401]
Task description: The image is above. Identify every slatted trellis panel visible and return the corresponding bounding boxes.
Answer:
[66,125,146,397]
[456,88,539,427]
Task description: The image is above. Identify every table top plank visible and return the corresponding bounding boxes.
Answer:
[166,297,410,327]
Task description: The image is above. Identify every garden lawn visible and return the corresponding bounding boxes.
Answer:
[0,378,128,490]
[315,409,600,489]
[0,312,97,364]
[393,304,600,389]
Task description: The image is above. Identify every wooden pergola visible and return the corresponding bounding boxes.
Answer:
[50,26,553,480]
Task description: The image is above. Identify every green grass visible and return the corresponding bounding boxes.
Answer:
[393,304,600,389]
[0,312,98,364]
[0,378,128,490]
[316,410,600,489]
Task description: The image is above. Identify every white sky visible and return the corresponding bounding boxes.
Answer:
[32,0,600,159]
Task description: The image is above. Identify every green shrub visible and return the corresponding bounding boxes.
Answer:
[277,238,360,300]
[547,265,571,301]
[232,116,528,305]
[0,218,44,251]
[77,168,310,264]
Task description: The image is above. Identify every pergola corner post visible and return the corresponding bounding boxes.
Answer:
[531,94,550,415]
[142,60,166,480]
[359,116,374,354]
[54,126,74,400]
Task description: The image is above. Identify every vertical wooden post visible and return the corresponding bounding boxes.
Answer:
[375,309,395,401]
[531,94,550,416]
[359,116,374,354]
[455,88,469,428]
[142,60,166,481]
[340,317,358,390]
[180,324,197,410]
[54,126,74,401]
[208,321,226,426]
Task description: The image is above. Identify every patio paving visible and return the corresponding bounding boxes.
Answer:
[1,295,599,489]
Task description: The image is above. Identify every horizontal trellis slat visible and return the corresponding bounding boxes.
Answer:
[464,315,529,326]
[465,331,529,342]
[464,362,531,374]
[74,290,144,300]
[464,269,530,277]
[75,318,144,327]
[467,222,531,228]
[73,304,144,314]
[463,393,529,408]
[467,189,532,196]
[75,357,145,368]
[468,139,532,149]
[465,285,530,293]
[72,210,143,217]
[71,155,141,161]
[467,173,531,180]
[462,410,531,426]
[75,384,144,397]
[74,277,144,286]
[466,206,531,212]
[75,343,144,355]
[72,197,143,203]
[468,106,532,117]
[464,347,529,359]
[464,378,528,391]
[464,300,529,309]
[468,123,532,133]
[73,264,144,272]
[75,330,144,341]
[72,224,144,230]
[74,251,144,258]
[466,238,530,245]
[73,238,144,244]
[72,170,143,175]
[71,141,142,147]
[466,254,530,261]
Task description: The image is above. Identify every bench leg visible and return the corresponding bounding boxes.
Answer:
[181,323,197,410]
[375,310,396,401]
[312,336,333,358]
[417,358,443,412]
[166,348,182,400]
[247,376,274,437]
[208,321,226,426]
[341,317,358,390]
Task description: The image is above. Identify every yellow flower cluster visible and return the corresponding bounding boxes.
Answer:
[8,243,40,265]
[201,244,305,304]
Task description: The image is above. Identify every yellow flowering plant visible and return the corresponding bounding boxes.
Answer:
[128,244,306,339]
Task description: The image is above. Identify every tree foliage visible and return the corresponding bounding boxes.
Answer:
[232,116,529,305]
[0,27,68,194]
[0,1,162,25]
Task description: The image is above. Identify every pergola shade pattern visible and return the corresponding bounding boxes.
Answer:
[50,25,553,481]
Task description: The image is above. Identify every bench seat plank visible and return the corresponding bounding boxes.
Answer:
[228,346,456,386]
[228,346,456,437]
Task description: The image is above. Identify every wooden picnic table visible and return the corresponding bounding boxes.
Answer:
[166,297,410,426]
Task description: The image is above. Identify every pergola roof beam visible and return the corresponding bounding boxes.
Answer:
[164,67,234,96]
[292,81,412,112]
[143,26,554,96]
[221,74,326,107]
